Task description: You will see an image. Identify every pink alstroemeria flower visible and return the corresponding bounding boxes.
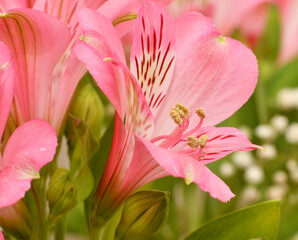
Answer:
[0,0,172,136]
[75,0,258,224]
[0,41,57,209]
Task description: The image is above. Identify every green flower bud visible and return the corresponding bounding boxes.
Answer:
[115,190,169,240]
[65,76,104,174]
[68,76,104,140]
[46,168,77,223]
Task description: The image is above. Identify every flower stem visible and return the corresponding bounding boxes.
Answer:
[89,225,103,240]
[31,177,49,240]
[54,215,67,240]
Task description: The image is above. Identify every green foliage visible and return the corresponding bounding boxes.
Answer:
[256,5,280,61]
[84,119,115,227]
[185,200,280,240]
[266,57,298,100]
[47,168,77,224]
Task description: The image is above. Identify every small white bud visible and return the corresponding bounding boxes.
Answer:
[244,165,264,185]
[241,186,260,202]
[290,169,298,183]
[257,144,277,160]
[286,159,297,171]
[285,123,298,144]
[232,151,254,169]
[273,171,288,184]
[277,88,296,110]
[270,115,288,133]
[255,124,276,141]
[220,162,235,178]
[266,185,287,200]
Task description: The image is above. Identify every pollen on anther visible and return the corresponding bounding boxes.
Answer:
[170,109,182,125]
[195,108,205,119]
[198,134,208,148]
[187,136,200,149]
[175,103,189,116]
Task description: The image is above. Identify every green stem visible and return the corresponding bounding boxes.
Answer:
[254,80,268,124]
[89,225,103,240]
[54,215,67,240]
[31,178,49,240]
[255,62,271,124]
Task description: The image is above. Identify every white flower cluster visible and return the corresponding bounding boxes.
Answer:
[277,87,298,110]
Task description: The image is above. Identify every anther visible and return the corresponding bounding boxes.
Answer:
[198,134,208,148]
[195,108,205,119]
[175,104,189,117]
[187,136,200,149]
[170,109,183,125]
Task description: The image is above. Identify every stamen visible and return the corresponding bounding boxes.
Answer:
[175,103,189,117]
[195,108,205,119]
[187,136,200,149]
[198,134,208,148]
[169,103,190,125]
[170,108,182,125]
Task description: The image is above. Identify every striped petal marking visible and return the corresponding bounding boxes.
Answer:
[130,1,175,118]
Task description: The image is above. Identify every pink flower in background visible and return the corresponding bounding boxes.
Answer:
[276,0,298,63]
[76,0,258,222]
[0,42,57,209]
[168,0,271,47]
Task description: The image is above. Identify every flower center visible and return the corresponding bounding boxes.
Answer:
[150,103,208,159]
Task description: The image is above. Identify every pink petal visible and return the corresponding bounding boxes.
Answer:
[176,125,260,164]
[116,135,168,203]
[75,9,127,118]
[33,0,84,36]
[76,10,154,138]
[0,231,3,240]
[98,0,174,38]
[154,12,258,137]
[192,164,235,202]
[130,0,176,118]
[0,119,57,208]
[0,0,34,11]
[85,0,106,10]
[0,9,71,126]
[0,41,14,139]
[75,40,127,119]
[78,8,125,62]
[138,137,235,202]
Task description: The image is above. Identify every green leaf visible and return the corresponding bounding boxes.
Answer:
[185,200,280,240]
[256,5,280,61]
[266,57,298,100]
[73,164,94,203]
[70,114,99,161]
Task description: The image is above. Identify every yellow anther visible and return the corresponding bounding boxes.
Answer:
[195,108,205,119]
[187,136,200,149]
[170,109,182,125]
[175,103,189,117]
[198,134,208,148]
